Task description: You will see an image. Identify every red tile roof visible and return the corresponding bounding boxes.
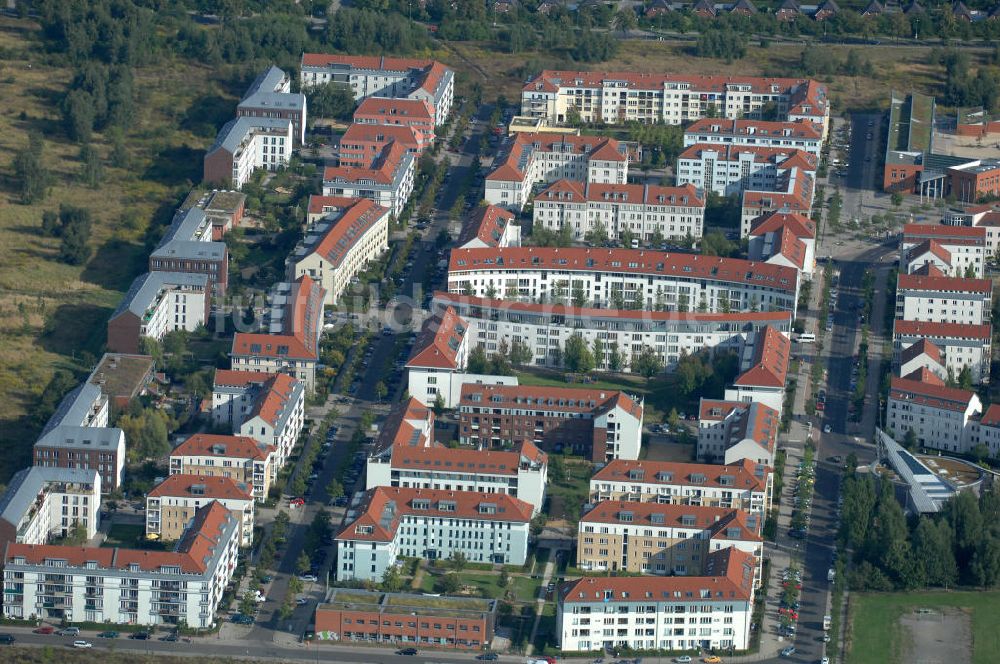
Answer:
[903,223,987,241]
[980,403,1000,427]
[323,141,410,185]
[900,339,944,367]
[907,239,952,264]
[912,263,946,277]
[336,487,533,543]
[301,54,436,71]
[406,306,469,370]
[536,180,704,207]
[148,474,253,501]
[893,319,992,340]
[7,502,236,575]
[434,291,794,326]
[459,383,643,419]
[889,376,977,413]
[305,198,390,269]
[901,366,945,384]
[354,97,435,123]
[389,440,547,477]
[679,143,818,169]
[749,211,816,239]
[592,458,769,492]
[734,326,790,388]
[307,195,362,217]
[213,369,275,388]
[561,546,756,602]
[896,272,992,294]
[457,205,517,248]
[487,133,628,183]
[374,397,433,454]
[231,275,326,361]
[449,247,798,293]
[742,168,814,214]
[172,433,275,462]
[580,501,762,542]
[733,402,780,454]
[686,118,822,140]
[341,123,421,152]
[699,399,743,421]
[524,70,818,98]
[247,373,299,426]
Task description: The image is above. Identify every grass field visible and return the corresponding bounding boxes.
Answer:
[100,523,147,549]
[0,16,240,483]
[846,591,1000,664]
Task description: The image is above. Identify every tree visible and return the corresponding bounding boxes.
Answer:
[971,535,1000,588]
[382,565,404,592]
[592,337,604,371]
[891,192,903,207]
[278,598,294,621]
[41,210,60,237]
[79,143,103,188]
[467,345,488,374]
[449,552,468,572]
[668,408,680,431]
[958,364,974,390]
[912,518,957,588]
[433,392,446,415]
[287,576,304,595]
[584,220,609,246]
[239,591,258,617]
[903,428,918,450]
[611,8,638,35]
[56,204,93,266]
[62,88,95,142]
[677,292,690,313]
[375,381,388,402]
[632,346,664,382]
[509,338,533,367]
[305,82,356,121]
[607,342,625,373]
[564,334,595,373]
[572,282,588,307]
[972,443,991,464]
[437,572,461,594]
[326,479,344,500]
[14,132,51,204]
[296,552,311,575]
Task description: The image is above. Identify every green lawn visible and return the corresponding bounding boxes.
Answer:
[510,575,542,603]
[847,591,1000,664]
[101,523,146,548]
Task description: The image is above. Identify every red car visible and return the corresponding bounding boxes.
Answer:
[33,626,54,635]
[289,497,305,507]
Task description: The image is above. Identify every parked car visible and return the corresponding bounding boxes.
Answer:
[0,635,15,645]
[72,641,92,649]
[780,646,796,657]
[97,631,119,639]
[396,647,418,655]
[160,633,180,642]
[296,597,309,605]
[299,574,319,583]
[57,627,80,636]
[33,626,55,635]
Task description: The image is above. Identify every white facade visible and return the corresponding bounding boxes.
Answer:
[901,224,987,277]
[205,117,294,190]
[0,467,101,550]
[520,70,829,132]
[895,273,992,326]
[683,119,823,158]
[2,502,239,628]
[448,248,799,316]
[676,144,817,198]
[287,199,390,306]
[435,292,792,375]
[335,487,531,582]
[365,442,549,515]
[893,321,992,384]
[321,148,415,219]
[406,369,519,409]
[146,480,255,547]
[532,181,706,242]
[886,377,983,454]
[557,551,756,653]
[238,377,305,469]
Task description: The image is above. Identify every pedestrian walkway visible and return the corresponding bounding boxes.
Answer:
[524,549,556,656]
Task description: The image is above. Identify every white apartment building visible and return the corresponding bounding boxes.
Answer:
[366,440,548,515]
[170,434,278,503]
[697,399,781,466]
[203,117,294,190]
[107,271,209,355]
[404,306,519,408]
[895,269,993,326]
[747,211,817,277]
[557,548,756,653]
[739,166,815,237]
[447,247,800,316]
[589,459,772,515]
[146,474,255,547]
[976,405,1000,458]
[33,426,126,494]
[723,325,792,416]
[899,341,948,382]
[683,119,824,158]
[576,502,763,584]
[236,65,307,145]
[433,291,793,375]
[0,467,101,555]
[901,223,987,277]
[300,55,454,124]
[321,142,415,219]
[335,487,532,582]
[485,133,630,209]
[520,69,829,132]
[235,372,304,470]
[230,275,326,392]
[885,374,983,454]
[287,198,390,306]
[2,502,239,628]
[676,143,817,197]
[893,320,992,384]
[532,181,706,242]
[39,382,109,435]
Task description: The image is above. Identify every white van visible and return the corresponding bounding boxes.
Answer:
[796,333,816,343]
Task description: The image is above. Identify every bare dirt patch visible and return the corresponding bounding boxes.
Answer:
[900,607,972,664]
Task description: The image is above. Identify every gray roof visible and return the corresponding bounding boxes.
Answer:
[207,116,293,157]
[239,66,305,112]
[40,382,104,436]
[878,429,955,513]
[0,467,100,527]
[151,207,226,262]
[36,425,124,451]
[112,271,209,321]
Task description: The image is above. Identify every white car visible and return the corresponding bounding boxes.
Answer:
[72,640,93,649]
[823,424,832,433]
[296,597,309,605]
[675,657,693,663]
[299,574,319,583]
